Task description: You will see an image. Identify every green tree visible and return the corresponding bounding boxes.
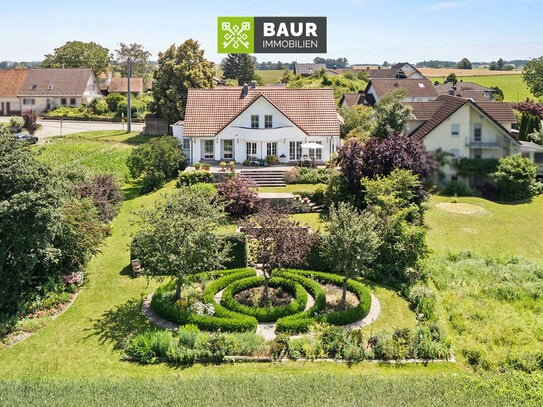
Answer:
[41,41,110,75]
[321,202,380,305]
[152,39,215,124]
[126,136,185,192]
[221,54,256,86]
[372,89,412,138]
[0,135,62,319]
[131,188,229,300]
[456,58,472,69]
[494,155,537,201]
[445,73,457,83]
[113,42,153,78]
[340,104,374,139]
[523,56,543,98]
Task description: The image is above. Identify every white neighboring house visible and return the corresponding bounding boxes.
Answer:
[173,85,341,164]
[365,77,438,105]
[17,68,103,115]
[408,95,520,183]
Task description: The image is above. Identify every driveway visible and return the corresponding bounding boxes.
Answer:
[0,117,144,142]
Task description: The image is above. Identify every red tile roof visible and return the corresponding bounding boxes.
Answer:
[294,63,326,76]
[18,68,94,96]
[339,93,364,107]
[108,77,144,93]
[476,101,516,123]
[184,87,340,137]
[0,69,29,97]
[369,78,439,99]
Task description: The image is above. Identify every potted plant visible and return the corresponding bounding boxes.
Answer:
[220,161,227,171]
[194,162,201,170]
[228,161,236,171]
[202,162,211,171]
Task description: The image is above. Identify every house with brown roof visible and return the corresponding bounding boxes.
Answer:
[435,81,496,101]
[367,63,425,80]
[17,68,103,114]
[173,84,341,164]
[365,77,438,105]
[408,95,520,183]
[339,92,366,108]
[293,63,326,76]
[0,69,29,115]
[107,77,152,96]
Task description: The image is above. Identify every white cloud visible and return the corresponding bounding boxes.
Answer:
[424,2,462,11]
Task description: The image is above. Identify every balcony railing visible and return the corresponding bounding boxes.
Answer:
[465,137,501,148]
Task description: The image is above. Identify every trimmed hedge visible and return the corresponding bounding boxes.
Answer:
[176,170,213,187]
[220,276,308,322]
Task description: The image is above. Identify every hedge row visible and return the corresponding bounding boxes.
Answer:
[220,276,308,322]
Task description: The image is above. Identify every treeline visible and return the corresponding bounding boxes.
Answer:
[255,57,350,70]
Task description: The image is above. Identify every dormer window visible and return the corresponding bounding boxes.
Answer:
[47,84,53,91]
[264,115,272,128]
[251,115,259,129]
[30,84,37,91]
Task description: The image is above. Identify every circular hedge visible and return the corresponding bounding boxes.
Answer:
[220,276,308,322]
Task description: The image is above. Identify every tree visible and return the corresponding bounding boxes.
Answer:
[456,58,472,69]
[217,175,258,218]
[22,110,39,135]
[126,136,185,192]
[321,202,380,305]
[494,155,537,201]
[152,39,215,124]
[336,138,366,201]
[340,104,373,139]
[241,206,316,300]
[445,73,457,84]
[41,41,110,76]
[523,56,543,98]
[113,42,153,78]
[131,188,229,300]
[372,89,412,138]
[74,173,123,222]
[0,135,62,319]
[221,54,256,85]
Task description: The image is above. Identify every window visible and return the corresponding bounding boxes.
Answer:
[534,152,543,164]
[47,84,53,91]
[70,98,76,105]
[246,142,257,160]
[251,115,259,129]
[204,140,214,159]
[266,142,277,157]
[61,98,67,105]
[29,84,37,91]
[223,140,233,159]
[310,142,322,161]
[473,148,482,159]
[474,123,482,141]
[451,123,460,136]
[264,115,273,128]
[289,142,302,160]
[182,138,190,150]
[23,98,35,105]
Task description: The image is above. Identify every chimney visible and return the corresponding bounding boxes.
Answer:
[449,87,455,96]
[250,80,256,89]
[242,83,249,98]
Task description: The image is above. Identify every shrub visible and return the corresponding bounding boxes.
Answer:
[494,155,537,201]
[125,330,174,363]
[408,285,437,322]
[178,324,200,349]
[217,175,258,218]
[176,170,213,186]
[441,180,474,197]
[284,167,332,184]
[74,173,123,222]
[222,233,247,269]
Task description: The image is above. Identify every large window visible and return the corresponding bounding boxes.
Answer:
[222,140,233,159]
[310,141,322,160]
[246,142,257,160]
[251,115,259,129]
[266,142,277,157]
[289,141,302,160]
[474,123,482,141]
[204,140,214,159]
[182,138,190,150]
[264,115,273,128]
[23,98,35,105]
[451,123,460,136]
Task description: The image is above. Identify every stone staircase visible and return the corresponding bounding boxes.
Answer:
[240,169,287,187]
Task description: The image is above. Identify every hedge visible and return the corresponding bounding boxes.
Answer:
[220,276,308,322]
[222,233,247,269]
[176,170,213,186]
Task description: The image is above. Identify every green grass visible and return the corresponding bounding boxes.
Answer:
[34,130,149,181]
[257,69,286,84]
[429,74,533,102]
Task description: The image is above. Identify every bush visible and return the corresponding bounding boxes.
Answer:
[494,155,537,201]
[74,173,123,222]
[441,180,474,197]
[217,175,258,218]
[408,285,437,322]
[176,170,213,186]
[222,233,246,269]
[284,167,333,184]
[125,330,174,363]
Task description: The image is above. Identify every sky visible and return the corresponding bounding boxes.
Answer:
[1,0,542,65]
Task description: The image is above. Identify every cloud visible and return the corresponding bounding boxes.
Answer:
[424,2,462,11]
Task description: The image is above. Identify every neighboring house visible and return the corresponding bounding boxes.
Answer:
[0,69,29,115]
[365,77,438,105]
[173,84,341,164]
[17,68,103,114]
[107,77,152,96]
[293,63,326,76]
[339,92,366,108]
[408,95,520,183]
[435,81,496,101]
[367,62,425,80]
[520,141,543,177]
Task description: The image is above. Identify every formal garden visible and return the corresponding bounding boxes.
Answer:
[1,129,543,405]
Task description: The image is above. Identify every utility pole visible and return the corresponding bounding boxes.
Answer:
[127,58,131,133]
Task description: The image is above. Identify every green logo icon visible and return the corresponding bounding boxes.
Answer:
[218,17,254,53]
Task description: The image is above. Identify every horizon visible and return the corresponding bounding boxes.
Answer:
[2,0,542,65]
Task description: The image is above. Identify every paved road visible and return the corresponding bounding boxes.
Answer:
[0,117,144,141]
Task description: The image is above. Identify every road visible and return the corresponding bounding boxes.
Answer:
[0,117,144,141]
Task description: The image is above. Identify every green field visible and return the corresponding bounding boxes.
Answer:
[2,133,543,404]
[257,69,286,84]
[429,74,533,102]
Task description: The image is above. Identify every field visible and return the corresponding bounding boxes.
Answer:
[2,132,543,404]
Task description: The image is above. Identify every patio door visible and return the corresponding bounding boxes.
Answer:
[222,139,233,160]
[289,141,302,160]
[246,142,257,161]
[203,140,214,160]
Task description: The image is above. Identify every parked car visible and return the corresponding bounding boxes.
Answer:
[13,133,38,144]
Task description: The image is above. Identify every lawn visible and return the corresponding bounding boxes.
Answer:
[257,69,286,84]
[428,73,533,102]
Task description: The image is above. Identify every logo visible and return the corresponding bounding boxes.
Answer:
[218,17,255,54]
[218,17,326,54]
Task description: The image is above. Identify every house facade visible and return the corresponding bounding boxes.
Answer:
[0,69,29,115]
[409,95,520,183]
[16,68,103,114]
[173,85,341,164]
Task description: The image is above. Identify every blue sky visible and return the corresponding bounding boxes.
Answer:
[2,0,542,64]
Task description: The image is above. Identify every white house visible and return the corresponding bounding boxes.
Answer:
[174,85,341,164]
[408,95,520,182]
[365,77,438,105]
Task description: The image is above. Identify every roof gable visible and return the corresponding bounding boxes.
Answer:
[368,78,438,99]
[294,63,326,75]
[0,69,29,97]
[18,68,95,96]
[184,87,340,137]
